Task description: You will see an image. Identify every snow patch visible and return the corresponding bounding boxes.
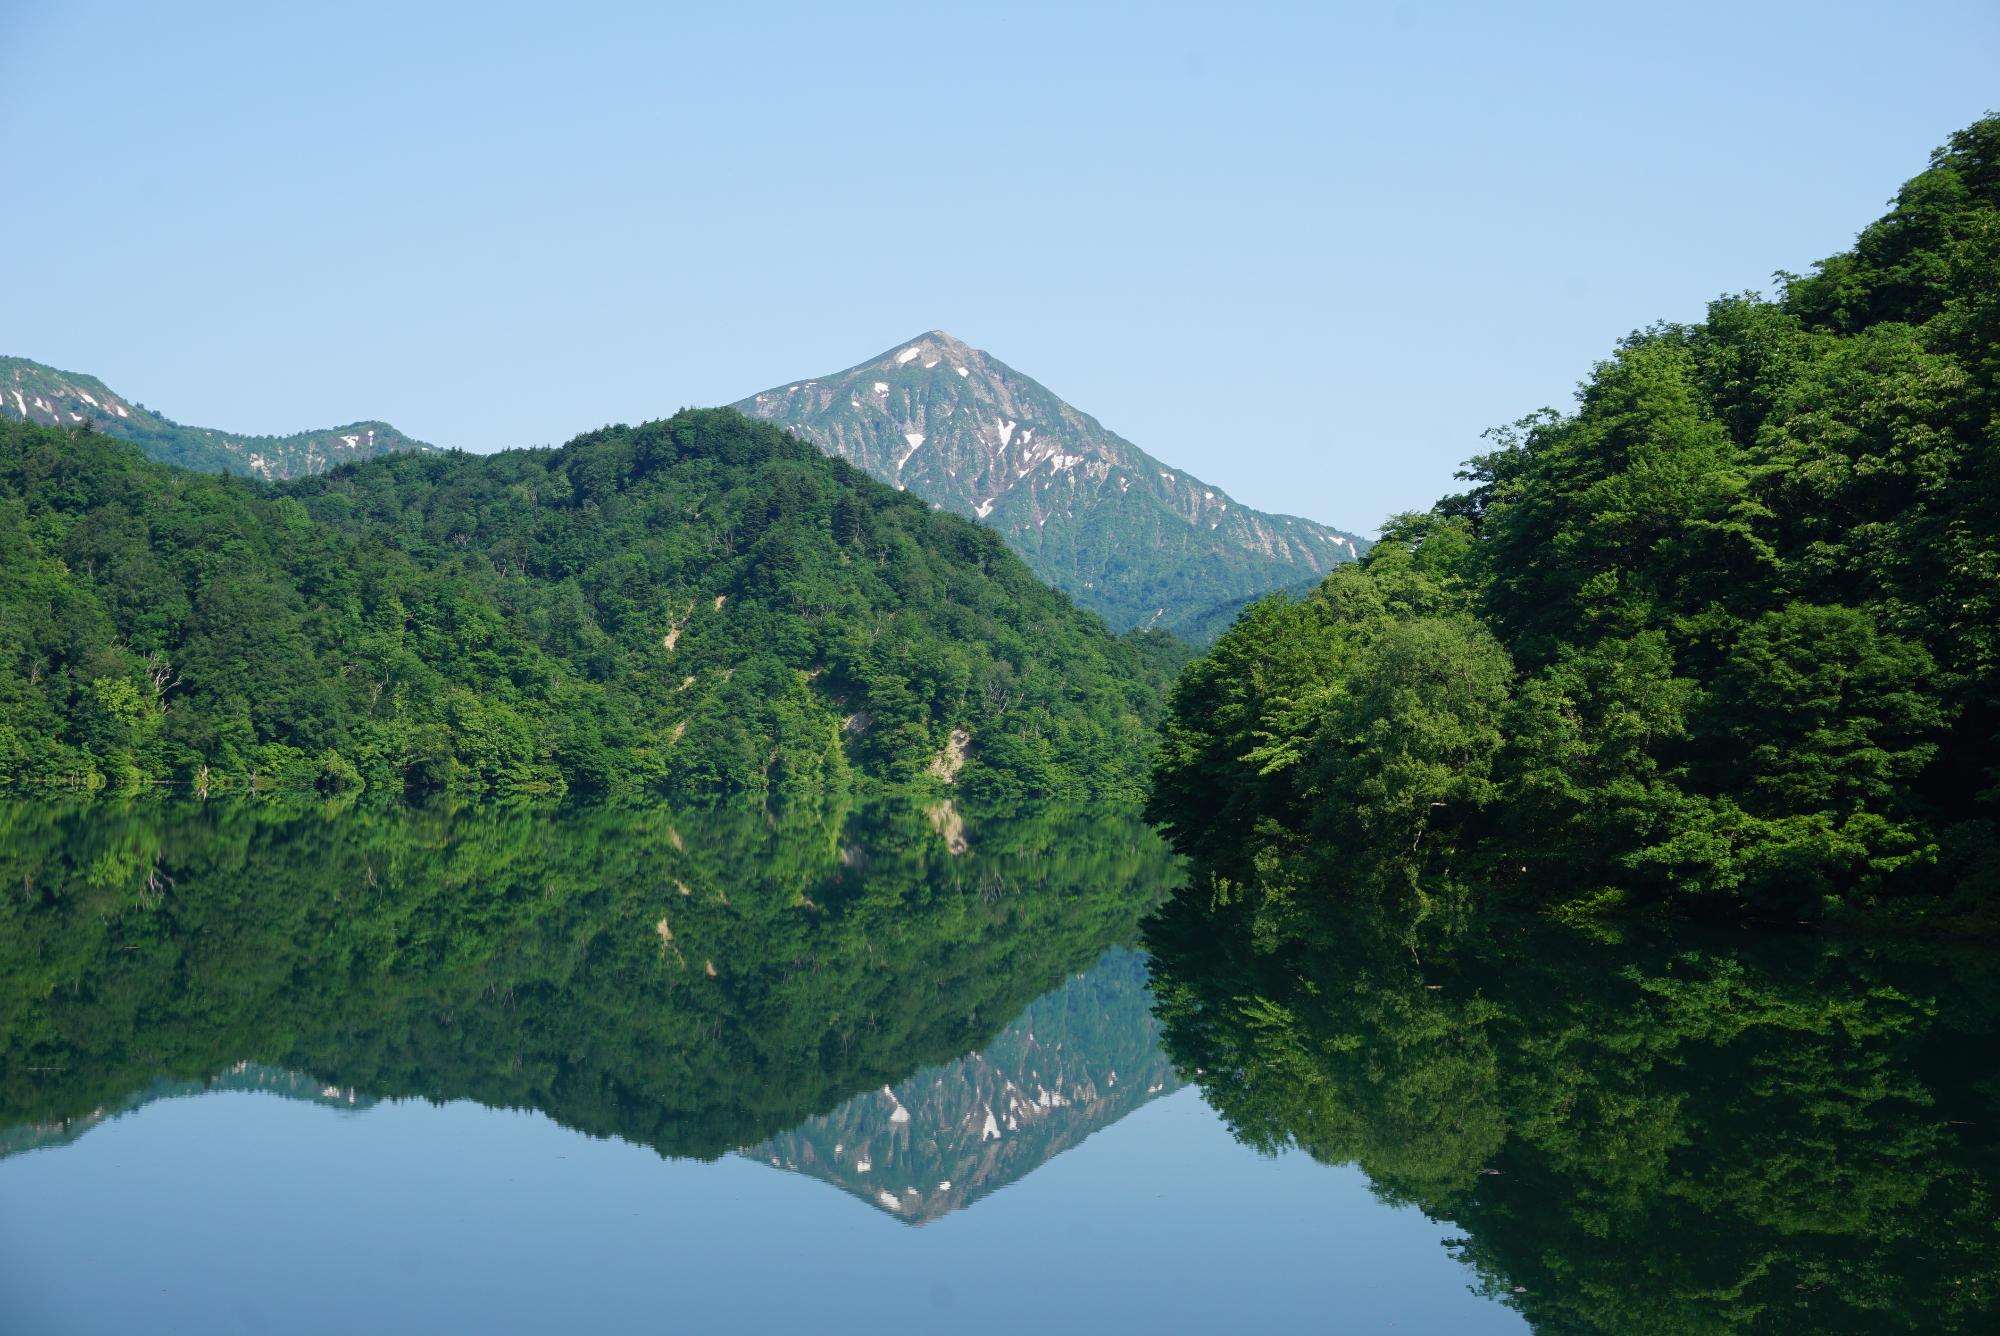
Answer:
[896,346,922,364]
[994,419,1017,448]
[877,1191,902,1211]
[10,391,25,416]
[873,381,889,393]
[78,391,99,407]
[341,434,360,448]
[974,498,995,519]
[955,366,969,377]
[980,1108,1001,1141]
[924,359,939,368]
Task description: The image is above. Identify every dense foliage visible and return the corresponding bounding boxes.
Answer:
[0,798,1180,1159]
[1147,889,2000,1334]
[1151,118,2000,925]
[0,408,1180,801]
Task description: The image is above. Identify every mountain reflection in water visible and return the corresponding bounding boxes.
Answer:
[0,798,1182,1205]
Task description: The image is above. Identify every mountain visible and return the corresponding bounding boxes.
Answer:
[1,355,432,479]
[731,332,1367,639]
[0,409,1176,800]
[746,948,1180,1224]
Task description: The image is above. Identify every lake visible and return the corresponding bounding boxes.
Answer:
[1,801,1992,1333]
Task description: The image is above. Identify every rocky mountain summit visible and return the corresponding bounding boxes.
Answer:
[732,331,1365,639]
[2,355,432,479]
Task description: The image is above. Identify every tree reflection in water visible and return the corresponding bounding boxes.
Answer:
[1146,886,1999,1333]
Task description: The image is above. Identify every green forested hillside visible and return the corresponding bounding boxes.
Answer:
[1151,118,2000,926]
[0,408,1178,801]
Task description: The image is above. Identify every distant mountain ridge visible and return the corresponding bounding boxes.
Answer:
[732,331,1367,639]
[1,355,432,479]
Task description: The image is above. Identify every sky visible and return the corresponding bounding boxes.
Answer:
[2,1,1994,536]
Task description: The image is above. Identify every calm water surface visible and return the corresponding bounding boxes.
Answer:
[0,802,1991,1333]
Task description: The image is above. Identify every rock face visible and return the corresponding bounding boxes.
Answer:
[742,949,1181,1224]
[732,331,1366,640]
[1,355,432,479]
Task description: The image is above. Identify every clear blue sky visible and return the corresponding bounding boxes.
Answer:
[3,1,1993,535]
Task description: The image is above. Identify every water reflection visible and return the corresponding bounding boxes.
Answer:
[0,799,1181,1187]
[12,797,1992,1330]
[748,948,1180,1222]
[1144,887,2000,1333]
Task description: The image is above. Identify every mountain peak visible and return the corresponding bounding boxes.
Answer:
[731,337,1366,640]
[869,330,982,376]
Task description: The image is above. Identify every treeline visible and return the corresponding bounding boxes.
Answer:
[0,408,1182,801]
[1151,118,2000,927]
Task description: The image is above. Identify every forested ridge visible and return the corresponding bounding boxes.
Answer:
[1151,118,2000,928]
[0,408,1182,802]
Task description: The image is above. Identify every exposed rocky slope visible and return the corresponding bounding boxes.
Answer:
[1,355,432,478]
[732,331,1365,639]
